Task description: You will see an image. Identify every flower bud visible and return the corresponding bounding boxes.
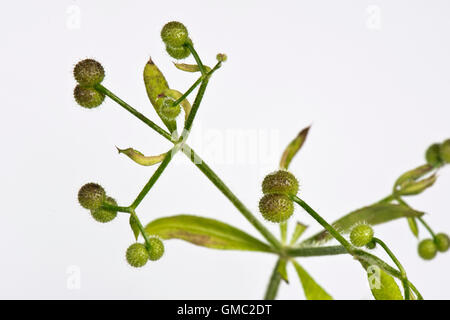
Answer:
[440,139,450,164]
[74,85,105,109]
[435,233,450,252]
[262,170,299,196]
[91,196,117,223]
[148,237,165,261]
[73,59,105,87]
[259,194,294,223]
[350,224,374,247]
[418,238,437,260]
[126,243,149,268]
[425,143,443,167]
[161,21,189,47]
[78,183,106,210]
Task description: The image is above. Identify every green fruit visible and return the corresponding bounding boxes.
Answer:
[262,170,299,196]
[74,85,105,109]
[440,139,450,163]
[91,196,117,223]
[350,224,374,247]
[259,194,294,223]
[148,237,165,261]
[418,239,437,260]
[126,243,149,268]
[161,21,188,47]
[73,59,105,87]
[216,53,227,62]
[365,241,376,250]
[425,143,442,167]
[165,38,192,60]
[78,183,106,210]
[435,233,450,252]
[160,97,181,120]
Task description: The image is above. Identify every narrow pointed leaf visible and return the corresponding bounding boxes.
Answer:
[173,62,211,73]
[292,260,332,300]
[277,259,289,283]
[301,203,424,245]
[129,216,140,241]
[290,222,308,245]
[407,217,419,238]
[279,126,310,170]
[117,147,166,166]
[366,266,403,300]
[398,174,437,196]
[280,222,288,243]
[145,215,273,252]
[394,164,433,191]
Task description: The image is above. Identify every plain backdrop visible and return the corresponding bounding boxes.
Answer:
[1,0,449,299]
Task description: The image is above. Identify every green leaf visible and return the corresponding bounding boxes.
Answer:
[289,222,308,245]
[129,216,140,241]
[280,221,288,243]
[407,217,419,238]
[394,164,433,191]
[277,259,289,283]
[366,266,403,300]
[144,215,273,252]
[301,203,424,245]
[279,126,310,170]
[117,147,166,166]
[292,260,332,300]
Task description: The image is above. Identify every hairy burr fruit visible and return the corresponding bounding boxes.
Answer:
[262,170,299,196]
[440,139,450,164]
[126,243,149,268]
[425,143,442,167]
[259,193,294,223]
[350,224,374,247]
[161,21,189,47]
[148,237,165,261]
[160,97,181,120]
[73,59,105,87]
[78,183,106,210]
[91,196,117,223]
[74,85,105,109]
[418,239,437,260]
[435,233,450,252]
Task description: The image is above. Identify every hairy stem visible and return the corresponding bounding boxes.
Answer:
[286,245,348,257]
[264,259,283,300]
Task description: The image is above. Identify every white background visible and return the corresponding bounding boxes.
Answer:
[1,0,449,299]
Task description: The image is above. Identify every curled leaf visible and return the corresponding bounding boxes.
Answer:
[397,174,437,196]
[301,203,424,245]
[117,147,166,166]
[279,126,310,170]
[173,62,211,73]
[292,260,332,300]
[164,88,192,120]
[145,215,273,252]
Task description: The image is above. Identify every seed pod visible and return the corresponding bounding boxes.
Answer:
[78,183,106,210]
[74,85,105,109]
[435,233,450,252]
[117,147,166,167]
[350,224,374,247]
[148,237,165,261]
[425,143,443,167]
[143,58,177,132]
[440,139,450,163]
[161,21,189,47]
[418,238,437,260]
[126,243,149,268]
[73,59,105,87]
[262,170,299,196]
[91,196,117,223]
[259,194,294,223]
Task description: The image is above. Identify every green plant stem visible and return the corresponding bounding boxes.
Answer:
[378,194,395,203]
[185,42,207,75]
[290,195,354,253]
[101,202,131,213]
[286,245,348,257]
[95,84,173,142]
[182,147,283,251]
[372,237,410,300]
[264,259,283,300]
[280,222,287,244]
[129,208,151,248]
[130,150,175,209]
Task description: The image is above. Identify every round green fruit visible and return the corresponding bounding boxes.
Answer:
[91,196,117,223]
[148,237,165,261]
[73,59,105,87]
[126,243,149,268]
[74,85,104,109]
[161,21,189,47]
[418,239,437,260]
[78,183,106,210]
[262,170,299,196]
[435,233,450,252]
[258,193,294,223]
[350,224,374,247]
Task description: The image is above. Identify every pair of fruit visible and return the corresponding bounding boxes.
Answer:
[73,59,105,109]
[161,21,192,60]
[258,170,299,223]
[418,234,450,260]
[425,140,450,167]
[78,182,117,223]
[126,239,165,268]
